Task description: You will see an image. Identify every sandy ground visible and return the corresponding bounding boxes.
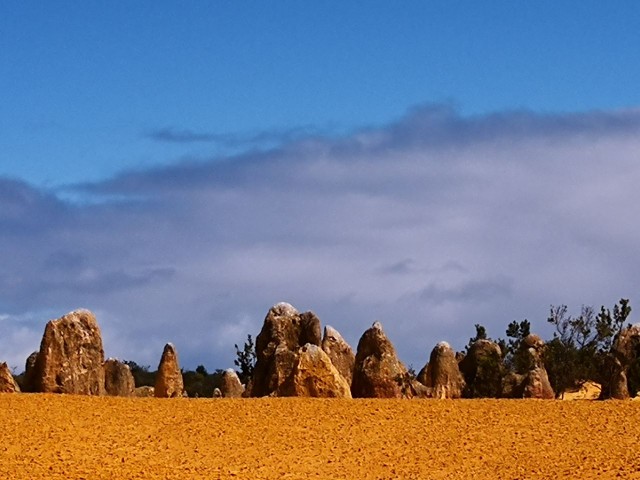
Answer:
[562,381,602,401]
[2,394,640,479]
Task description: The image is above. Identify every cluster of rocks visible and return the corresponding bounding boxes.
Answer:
[249,303,352,398]
[2,309,188,398]
[3,302,640,401]
[247,304,446,399]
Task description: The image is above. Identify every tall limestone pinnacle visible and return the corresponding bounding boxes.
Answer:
[155,343,184,398]
[32,309,105,395]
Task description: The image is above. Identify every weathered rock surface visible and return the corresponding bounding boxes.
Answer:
[600,324,640,400]
[134,386,154,397]
[499,334,554,399]
[351,322,409,398]
[300,311,322,347]
[212,387,222,398]
[103,359,135,397]
[279,344,351,398]
[519,334,554,399]
[417,341,465,399]
[220,369,245,398]
[32,309,105,395]
[154,343,184,398]
[321,325,355,386]
[250,303,323,397]
[501,371,525,398]
[21,351,38,393]
[459,339,503,398]
[523,367,554,399]
[241,379,253,398]
[0,362,20,393]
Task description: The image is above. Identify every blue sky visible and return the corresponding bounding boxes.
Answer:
[2,2,639,185]
[2,3,640,371]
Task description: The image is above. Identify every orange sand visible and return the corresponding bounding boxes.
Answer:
[2,394,640,479]
[562,381,602,401]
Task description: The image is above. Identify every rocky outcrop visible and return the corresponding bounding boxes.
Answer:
[220,369,245,398]
[417,341,465,399]
[600,324,640,400]
[299,311,322,346]
[21,351,38,393]
[523,367,554,399]
[500,371,526,398]
[134,386,155,397]
[0,362,20,393]
[32,309,105,395]
[518,334,554,399]
[154,343,184,398]
[241,379,253,398]
[250,303,323,397]
[103,359,135,397]
[321,325,355,386]
[500,334,554,399]
[213,388,222,398]
[459,339,503,398]
[351,322,410,398]
[279,344,351,398]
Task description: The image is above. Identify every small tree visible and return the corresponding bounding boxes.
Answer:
[595,298,631,353]
[596,298,635,395]
[544,299,635,397]
[465,324,488,351]
[182,367,225,398]
[234,334,257,385]
[503,319,531,372]
[545,304,599,397]
[123,360,156,387]
[461,323,504,398]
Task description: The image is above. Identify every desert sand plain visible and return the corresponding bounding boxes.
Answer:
[2,394,640,479]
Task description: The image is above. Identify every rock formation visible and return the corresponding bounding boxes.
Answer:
[21,351,38,393]
[519,334,554,399]
[0,362,20,393]
[134,386,154,397]
[154,343,184,398]
[321,325,355,386]
[600,324,640,400]
[103,359,135,397]
[299,311,322,346]
[459,339,503,398]
[500,334,554,399]
[417,341,465,399]
[213,387,222,398]
[500,371,526,398]
[351,322,411,398]
[32,309,105,395]
[250,302,323,397]
[279,344,351,398]
[220,369,245,398]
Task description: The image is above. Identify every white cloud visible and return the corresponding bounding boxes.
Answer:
[1,105,640,370]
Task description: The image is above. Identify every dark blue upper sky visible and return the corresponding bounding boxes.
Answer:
[2,2,639,186]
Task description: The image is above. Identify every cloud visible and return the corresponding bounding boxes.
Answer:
[2,105,640,371]
[414,277,514,306]
[145,125,327,148]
